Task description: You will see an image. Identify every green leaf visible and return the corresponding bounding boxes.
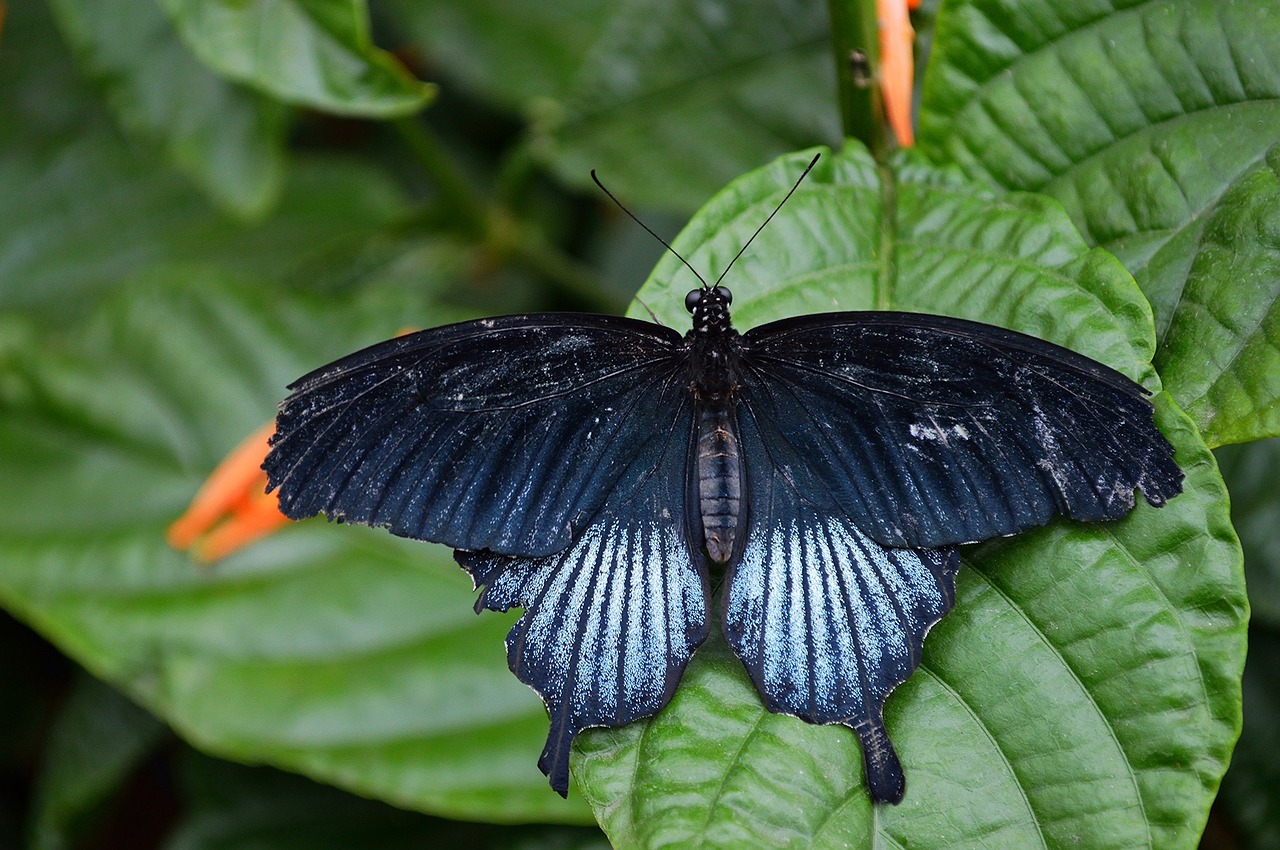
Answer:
[0,273,593,825]
[0,1,416,322]
[1153,147,1280,446]
[387,0,839,212]
[917,0,1280,444]
[28,675,166,850]
[48,0,287,217]
[573,144,1246,849]
[382,0,614,109]
[167,753,611,850]
[637,147,1157,384]
[546,0,840,211]
[0,143,410,321]
[158,0,434,117]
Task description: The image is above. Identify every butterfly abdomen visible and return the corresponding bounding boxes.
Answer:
[696,404,743,564]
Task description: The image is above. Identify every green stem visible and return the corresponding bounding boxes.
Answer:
[826,0,885,155]
[391,118,490,237]
[392,118,615,311]
[510,237,620,312]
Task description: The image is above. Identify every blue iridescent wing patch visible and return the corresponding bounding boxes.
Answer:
[723,500,959,803]
[456,400,708,795]
[727,394,962,803]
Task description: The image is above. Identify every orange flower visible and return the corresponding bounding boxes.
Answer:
[879,0,917,147]
[167,422,291,563]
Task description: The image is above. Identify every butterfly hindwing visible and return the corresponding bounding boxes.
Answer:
[726,401,960,802]
[739,311,1183,549]
[456,391,709,795]
[265,315,687,557]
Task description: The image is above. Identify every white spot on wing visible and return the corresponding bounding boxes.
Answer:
[908,421,971,442]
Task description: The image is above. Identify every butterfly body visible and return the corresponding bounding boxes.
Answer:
[265,283,1182,805]
[693,403,744,565]
[686,285,746,565]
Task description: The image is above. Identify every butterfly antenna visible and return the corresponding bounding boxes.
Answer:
[591,170,710,290]
[635,296,665,326]
[714,152,821,287]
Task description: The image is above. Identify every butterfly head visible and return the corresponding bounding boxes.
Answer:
[686,285,734,336]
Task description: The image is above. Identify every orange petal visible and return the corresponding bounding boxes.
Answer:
[879,0,916,147]
[167,421,286,559]
[192,490,293,564]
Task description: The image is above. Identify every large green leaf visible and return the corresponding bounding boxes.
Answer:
[158,0,433,117]
[0,1,416,322]
[918,0,1280,445]
[387,0,840,212]
[0,141,410,321]
[572,145,1246,849]
[48,0,287,217]
[1154,148,1280,447]
[0,274,593,825]
[382,0,614,109]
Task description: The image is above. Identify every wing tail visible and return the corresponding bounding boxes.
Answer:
[852,716,906,805]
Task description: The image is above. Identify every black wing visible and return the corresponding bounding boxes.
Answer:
[738,311,1183,549]
[265,314,687,557]
[726,400,960,804]
[457,385,708,795]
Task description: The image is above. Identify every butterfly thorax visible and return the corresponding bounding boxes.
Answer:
[684,286,745,564]
[685,285,739,402]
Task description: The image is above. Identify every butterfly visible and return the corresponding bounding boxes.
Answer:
[262,158,1183,804]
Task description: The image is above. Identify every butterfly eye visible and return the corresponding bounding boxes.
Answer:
[685,289,704,313]
[714,286,733,305]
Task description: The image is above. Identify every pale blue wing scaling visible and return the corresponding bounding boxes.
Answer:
[725,400,961,803]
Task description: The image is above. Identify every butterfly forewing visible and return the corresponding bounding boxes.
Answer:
[456,386,708,795]
[265,315,687,557]
[738,311,1183,550]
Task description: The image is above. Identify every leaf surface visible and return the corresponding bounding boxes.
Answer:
[159,0,433,117]
[386,0,840,212]
[48,0,286,217]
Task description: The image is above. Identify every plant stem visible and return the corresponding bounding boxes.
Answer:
[827,0,885,155]
[391,118,615,311]
[510,236,620,312]
[391,117,490,238]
